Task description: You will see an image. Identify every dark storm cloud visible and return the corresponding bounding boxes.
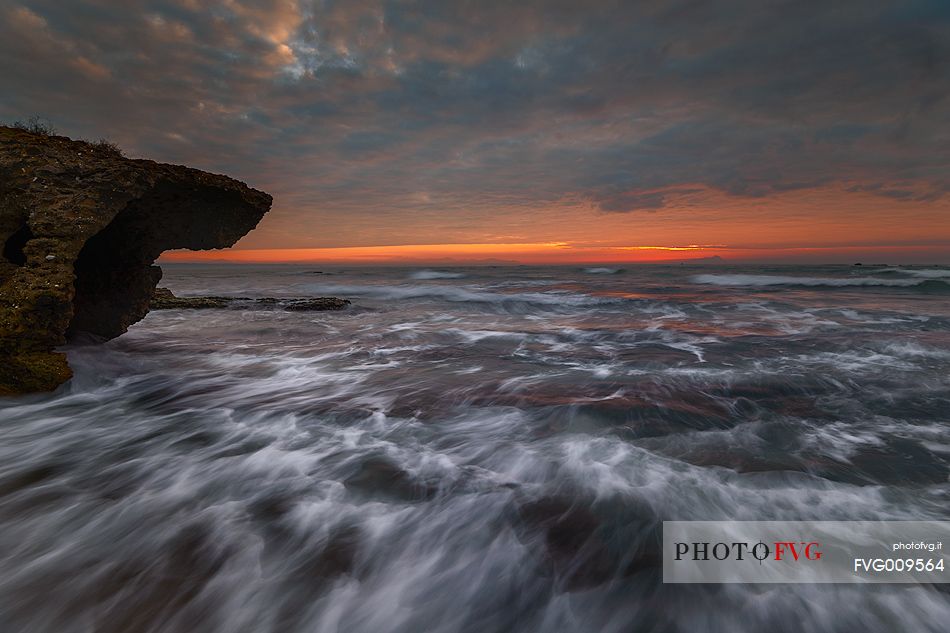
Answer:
[1,0,947,229]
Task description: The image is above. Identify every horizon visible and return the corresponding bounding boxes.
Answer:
[159,243,949,266]
[3,1,949,264]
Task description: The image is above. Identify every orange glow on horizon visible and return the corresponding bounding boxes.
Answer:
[614,245,728,251]
[158,242,949,265]
[159,242,726,264]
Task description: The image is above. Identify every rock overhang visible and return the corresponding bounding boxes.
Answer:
[0,126,272,394]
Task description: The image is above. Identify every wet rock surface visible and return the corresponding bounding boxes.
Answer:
[149,288,231,310]
[284,297,351,311]
[343,456,438,502]
[149,288,352,312]
[512,494,661,591]
[0,126,272,394]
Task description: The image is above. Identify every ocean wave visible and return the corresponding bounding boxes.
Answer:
[878,268,950,279]
[882,341,950,360]
[304,282,615,306]
[692,274,950,290]
[6,262,950,633]
[583,267,624,274]
[408,269,467,280]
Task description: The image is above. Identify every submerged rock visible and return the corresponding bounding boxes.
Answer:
[512,494,663,591]
[284,298,351,311]
[343,456,436,502]
[149,288,232,309]
[149,288,352,312]
[0,126,272,394]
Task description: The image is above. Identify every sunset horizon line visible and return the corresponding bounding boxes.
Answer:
[159,242,949,266]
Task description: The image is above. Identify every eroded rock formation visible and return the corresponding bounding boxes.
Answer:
[149,287,351,311]
[149,288,232,309]
[0,126,272,395]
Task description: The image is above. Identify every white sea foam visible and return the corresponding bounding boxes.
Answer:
[409,269,467,280]
[583,267,623,274]
[2,263,948,633]
[880,267,950,279]
[304,282,612,306]
[692,273,945,288]
[882,341,950,359]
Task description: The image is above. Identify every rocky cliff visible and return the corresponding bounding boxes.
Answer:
[0,126,272,395]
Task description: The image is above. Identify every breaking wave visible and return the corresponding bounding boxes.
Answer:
[2,263,948,633]
[693,273,950,291]
[303,282,617,307]
[583,267,624,274]
[408,269,467,280]
[879,267,950,279]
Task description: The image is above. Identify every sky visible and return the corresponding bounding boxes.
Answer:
[1,0,948,264]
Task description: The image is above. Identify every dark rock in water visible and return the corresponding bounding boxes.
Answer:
[149,289,353,312]
[813,437,949,486]
[248,493,297,522]
[269,524,364,630]
[518,496,601,557]
[149,287,231,309]
[343,455,436,502]
[285,297,351,311]
[512,494,663,592]
[298,524,362,581]
[514,496,614,590]
[0,126,272,394]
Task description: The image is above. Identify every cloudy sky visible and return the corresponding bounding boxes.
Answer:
[2,0,948,263]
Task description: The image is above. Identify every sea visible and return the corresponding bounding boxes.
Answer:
[1,263,948,633]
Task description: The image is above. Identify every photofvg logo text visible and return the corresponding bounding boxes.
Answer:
[663,521,949,583]
[674,540,823,563]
